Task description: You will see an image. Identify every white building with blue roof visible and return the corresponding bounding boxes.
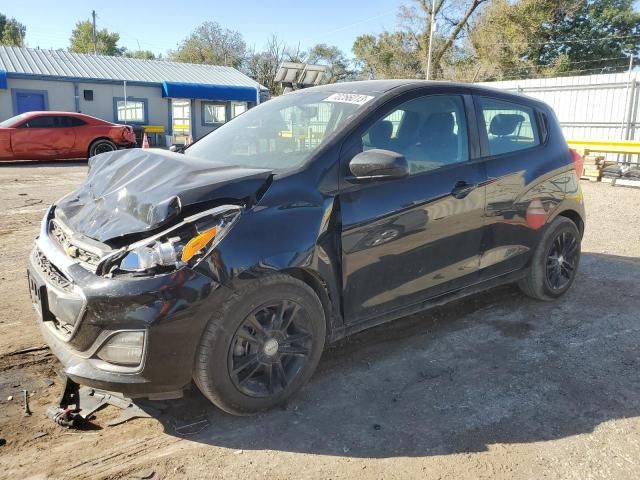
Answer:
[0,46,268,144]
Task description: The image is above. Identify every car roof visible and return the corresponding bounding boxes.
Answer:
[20,111,113,125]
[298,80,545,108]
[26,111,96,118]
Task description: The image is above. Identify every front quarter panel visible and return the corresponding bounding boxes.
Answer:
[194,171,343,329]
[0,129,12,160]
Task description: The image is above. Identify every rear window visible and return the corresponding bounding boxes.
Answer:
[479,97,540,156]
[60,117,87,127]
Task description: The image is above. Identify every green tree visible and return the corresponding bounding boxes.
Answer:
[470,0,640,80]
[124,49,158,60]
[352,32,422,79]
[0,13,26,46]
[169,21,246,67]
[545,0,640,72]
[307,44,352,82]
[69,20,123,55]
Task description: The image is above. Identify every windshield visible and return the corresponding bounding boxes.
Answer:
[0,113,29,128]
[185,91,376,170]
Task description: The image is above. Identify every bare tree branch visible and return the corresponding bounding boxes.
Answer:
[432,0,487,67]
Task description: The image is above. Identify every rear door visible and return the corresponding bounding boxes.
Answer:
[475,95,553,278]
[339,89,487,324]
[11,115,76,159]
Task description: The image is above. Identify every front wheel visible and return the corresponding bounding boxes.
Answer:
[193,275,326,415]
[518,216,581,301]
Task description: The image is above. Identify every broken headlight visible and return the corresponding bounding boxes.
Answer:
[100,205,242,275]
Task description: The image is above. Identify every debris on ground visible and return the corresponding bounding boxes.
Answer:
[43,376,166,429]
[23,389,31,416]
[132,470,156,479]
[170,414,210,436]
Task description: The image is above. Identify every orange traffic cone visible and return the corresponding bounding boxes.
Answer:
[526,198,546,230]
[142,133,150,149]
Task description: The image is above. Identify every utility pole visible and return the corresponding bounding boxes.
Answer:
[426,0,436,81]
[91,10,97,55]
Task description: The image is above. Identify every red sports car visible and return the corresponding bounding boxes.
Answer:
[0,111,137,161]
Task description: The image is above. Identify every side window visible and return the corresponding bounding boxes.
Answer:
[54,116,73,127]
[23,116,56,128]
[70,117,87,127]
[361,95,469,175]
[479,97,540,156]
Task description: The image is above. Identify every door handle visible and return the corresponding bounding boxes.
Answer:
[451,180,477,199]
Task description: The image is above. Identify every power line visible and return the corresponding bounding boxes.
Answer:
[464,56,632,76]
[497,66,634,82]
[473,33,640,48]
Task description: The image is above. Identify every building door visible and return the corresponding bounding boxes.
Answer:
[172,99,191,144]
[15,91,47,114]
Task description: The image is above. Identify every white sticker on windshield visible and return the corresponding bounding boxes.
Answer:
[324,93,374,105]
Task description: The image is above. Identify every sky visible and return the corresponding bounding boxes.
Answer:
[2,0,407,57]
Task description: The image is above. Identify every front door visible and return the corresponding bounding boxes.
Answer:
[11,115,74,159]
[172,99,191,145]
[340,93,487,324]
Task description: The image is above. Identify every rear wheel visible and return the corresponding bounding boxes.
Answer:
[89,139,116,158]
[193,275,326,415]
[518,216,581,301]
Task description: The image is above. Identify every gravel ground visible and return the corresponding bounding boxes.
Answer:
[0,162,639,480]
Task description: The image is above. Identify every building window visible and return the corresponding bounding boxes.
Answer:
[232,102,247,118]
[83,90,94,101]
[202,102,227,125]
[113,97,148,124]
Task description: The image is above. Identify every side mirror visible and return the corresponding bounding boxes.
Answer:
[348,149,409,182]
[169,145,183,153]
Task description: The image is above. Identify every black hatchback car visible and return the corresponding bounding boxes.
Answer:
[27,80,585,415]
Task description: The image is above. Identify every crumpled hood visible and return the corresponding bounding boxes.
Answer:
[55,148,272,242]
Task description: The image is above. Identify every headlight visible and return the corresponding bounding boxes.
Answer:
[96,331,145,366]
[99,205,242,275]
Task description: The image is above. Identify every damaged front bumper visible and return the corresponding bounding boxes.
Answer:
[26,207,225,398]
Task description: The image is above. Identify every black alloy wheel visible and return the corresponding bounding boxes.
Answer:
[545,230,579,291]
[228,300,313,398]
[518,216,581,301]
[194,274,325,415]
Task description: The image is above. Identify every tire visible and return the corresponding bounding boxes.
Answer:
[88,139,117,158]
[193,274,326,415]
[518,216,581,301]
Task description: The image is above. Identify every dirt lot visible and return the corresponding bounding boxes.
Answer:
[0,162,639,480]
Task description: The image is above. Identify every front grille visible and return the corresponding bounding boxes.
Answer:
[33,248,73,292]
[50,219,100,270]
